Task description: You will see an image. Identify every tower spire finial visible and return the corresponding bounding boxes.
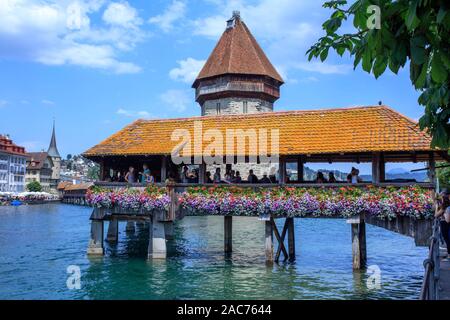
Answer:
[47,120,61,158]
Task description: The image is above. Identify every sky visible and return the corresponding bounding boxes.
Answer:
[0,0,425,163]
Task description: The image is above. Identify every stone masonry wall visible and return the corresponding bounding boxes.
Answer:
[202,97,273,116]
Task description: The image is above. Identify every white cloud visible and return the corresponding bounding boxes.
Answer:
[169,58,205,84]
[0,0,144,74]
[294,62,352,75]
[149,1,186,33]
[160,89,192,112]
[103,1,142,28]
[117,108,152,119]
[41,99,55,105]
[0,100,8,107]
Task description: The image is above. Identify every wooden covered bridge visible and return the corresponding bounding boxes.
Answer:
[82,105,449,269]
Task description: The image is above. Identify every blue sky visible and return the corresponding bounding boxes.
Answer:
[0,0,424,161]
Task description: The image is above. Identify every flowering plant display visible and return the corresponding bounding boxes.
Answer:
[86,185,434,220]
[86,185,170,212]
[179,185,434,220]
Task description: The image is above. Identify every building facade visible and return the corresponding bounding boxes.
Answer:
[0,135,27,192]
[25,152,54,191]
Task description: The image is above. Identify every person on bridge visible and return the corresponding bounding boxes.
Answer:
[436,189,450,261]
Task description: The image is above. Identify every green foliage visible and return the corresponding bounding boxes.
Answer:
[308,0,450,148]
[87,165,100,181]
[437,161,450,188]
[27,181,42,192]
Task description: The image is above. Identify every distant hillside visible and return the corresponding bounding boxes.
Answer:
[289,166,429,182]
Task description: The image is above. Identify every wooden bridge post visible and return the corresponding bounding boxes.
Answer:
[148,212,167,259]
[287,217,296,262]
[265,220,274,263]
[164,222,174,240]
[224,216,232,253]
[87,208,105,255]
[347,214,367,270]
[125,221,135,233]
[106,218,119,243]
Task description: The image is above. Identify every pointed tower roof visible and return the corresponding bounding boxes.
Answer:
[47,120,61,158]
[193,11,284,87]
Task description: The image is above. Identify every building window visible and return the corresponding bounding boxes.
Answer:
[243,101,248,113]
[216,103,221,115]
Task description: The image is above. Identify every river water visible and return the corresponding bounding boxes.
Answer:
[0,203,426,300]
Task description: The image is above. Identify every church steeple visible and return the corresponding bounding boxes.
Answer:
[193,11,283,116]
[47,120,60,158]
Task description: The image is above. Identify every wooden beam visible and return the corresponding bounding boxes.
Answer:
[428,152,436,185]
[265,220,274,263]
[297,156,304,182]
[279,157,286,184]
[287,217,296,262]
[372,152,381,183]
[347,214,367,270]
[106,218,118,243]
[161,155,167,183]
[275,219,289,261]
[87,219,104,255]
[224,216,232,254]
[272,218,288,262]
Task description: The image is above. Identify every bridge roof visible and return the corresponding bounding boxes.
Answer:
[83,106,442,159]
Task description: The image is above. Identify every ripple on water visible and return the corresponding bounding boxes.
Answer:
[0,204,427,299]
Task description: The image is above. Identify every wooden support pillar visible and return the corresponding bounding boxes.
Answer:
[372,152,381,184]
[148,214,167,259]
[106,218,119,243]
[125,221,135,233]
[224,216,232,253]
[99,159,105,181]
[164,222,174,240]
[287,217,296,262]
[279,157,286,184]
[161,155,167,183]
[265,220,274,263]
[199,162,207,184]
[347,214,367,270]
[87,220,104,255]
[379,153,385,182]
[297,156,304,182]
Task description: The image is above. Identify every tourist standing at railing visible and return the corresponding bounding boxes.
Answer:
[213,168,221,183]
[139,164,151,184]
[329,172,337,183]
[181,166,189,183]
[316,172,327,183]
[206,171,213,183]
[260,173,271,184]
[125,167,136,183]
[436,189,450,261]
[233,171,242,183]
[247,170,258,183]
[347,167,362,184]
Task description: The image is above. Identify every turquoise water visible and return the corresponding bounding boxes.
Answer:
[0,204,427,300]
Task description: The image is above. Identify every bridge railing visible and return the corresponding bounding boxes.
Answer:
[420,218,441,300]
[94,181,434,191]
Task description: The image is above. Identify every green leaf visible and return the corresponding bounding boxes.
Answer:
[437,6,447,24]
[373,56,388,78]
[406,0,420,30]
[415,61,428,89]
[410,36,427,65]
[320,47,330,61]
[431,52,448,83]
[362,49,372,72]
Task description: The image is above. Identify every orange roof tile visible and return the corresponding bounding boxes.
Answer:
[194,15,283,85]
[83,106,438,157]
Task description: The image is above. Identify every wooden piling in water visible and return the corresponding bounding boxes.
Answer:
[265,220,274,263]
[347,214,367,270]
[224,216,232,253]
[287,217,296,262]
[148,213,167,259]
[106,218,119,243]
[87,208,105,255]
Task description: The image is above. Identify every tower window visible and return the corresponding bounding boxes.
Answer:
[243,101,248,113]
[216,103,221,115]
